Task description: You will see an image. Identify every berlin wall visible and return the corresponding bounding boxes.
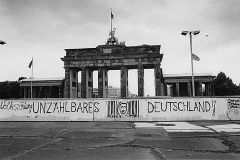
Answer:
[0,97,239,121]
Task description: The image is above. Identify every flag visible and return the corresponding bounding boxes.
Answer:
[28,60,33,68]
[192,53,200,61]
[111,11,114,19]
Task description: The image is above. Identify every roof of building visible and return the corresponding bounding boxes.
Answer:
[19,77,65,87]
[20,77,65,82]
[163,73,215,78]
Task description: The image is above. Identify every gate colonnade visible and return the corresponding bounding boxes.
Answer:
[61,44,164,98]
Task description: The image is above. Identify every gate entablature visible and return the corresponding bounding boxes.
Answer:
[62,45,163,70]
[64,45,161,57]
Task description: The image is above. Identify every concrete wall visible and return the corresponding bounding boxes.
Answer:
[0,97,239,121]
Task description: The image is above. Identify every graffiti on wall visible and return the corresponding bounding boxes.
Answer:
[0,98,235,121]
[0,100,99,114]
[0,101,33,112]
[148,100,216,117]
[227,98,240,120]
[107,100,139,118]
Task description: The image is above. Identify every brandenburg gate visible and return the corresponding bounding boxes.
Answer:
[61,31,164,98]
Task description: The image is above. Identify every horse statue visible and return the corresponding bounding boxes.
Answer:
[109,28,116,37]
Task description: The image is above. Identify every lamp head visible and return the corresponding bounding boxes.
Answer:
[181,31,188,36]
[0,40,6,45]
[193,30,200,35]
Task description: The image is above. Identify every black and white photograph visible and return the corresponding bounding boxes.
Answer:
[1,0,240,159]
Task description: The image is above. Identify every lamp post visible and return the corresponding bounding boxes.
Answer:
[181,30,200,97]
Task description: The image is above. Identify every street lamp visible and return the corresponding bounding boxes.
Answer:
[0,40,6,45]
[181,30,200,97]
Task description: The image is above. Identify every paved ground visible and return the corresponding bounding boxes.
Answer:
[1,121,240,159]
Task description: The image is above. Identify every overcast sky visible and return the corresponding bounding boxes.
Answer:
[1,0,240,96]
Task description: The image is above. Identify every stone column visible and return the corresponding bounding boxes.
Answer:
[64,67,70,98]
[205,83,210,96]
[103,68,108,98]
[19,87,23,98]
[188,82,192,96]
[32,86,35,98]
[81,67,87,98]
[23,87,27,98]
[27,87,30,98]
[86,68,93,98]
[176,82,180,97]
[169,84,174,96]
[204,83,207,96]
[209,83,213,96]
[81,68,93,98]
[69,69,78,98]
[38,87,43,98]
[49,86,52,98]
[198,82,203,96]
[138,64,144,97]
[98,68,103,98]
[154,64,164,96]
[207,83,210,96]
[58,86,61,98]
[22,87,26,98]
[121,66,128,97]
[98,68,108,98]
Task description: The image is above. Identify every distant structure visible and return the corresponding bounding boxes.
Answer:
[96,86,121,98]
[19,74,215,98]
[19,78,65,98]
[61,27,164,98]
[93,86,136,98]
[164,73,215,96]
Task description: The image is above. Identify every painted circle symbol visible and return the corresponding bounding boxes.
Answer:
[120,103,127,115]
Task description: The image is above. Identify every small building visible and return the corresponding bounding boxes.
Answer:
[164,73,215,97]
[19,78,65,98]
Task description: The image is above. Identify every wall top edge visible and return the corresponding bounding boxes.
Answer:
[1,96,239,101]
